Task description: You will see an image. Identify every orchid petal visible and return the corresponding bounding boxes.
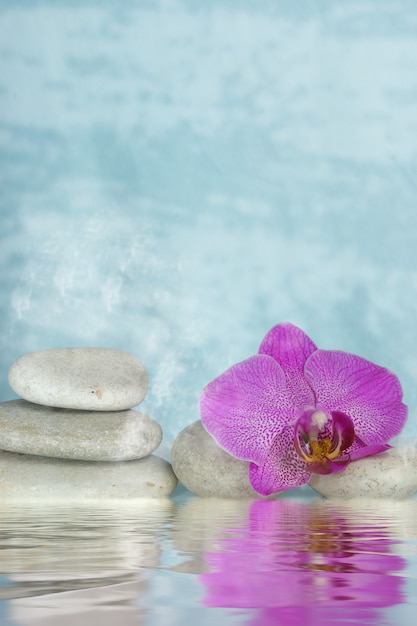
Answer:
[248,426,311,495]
[349,442,391,462]
[327,457,351,473]
[200,355,297,465]
[304,350,408,444]
[258,323,317,408]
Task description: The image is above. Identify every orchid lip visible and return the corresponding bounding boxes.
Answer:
[294,409,355,472]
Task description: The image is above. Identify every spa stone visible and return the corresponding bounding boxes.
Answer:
[309,447,417,499]
[171,420,262,498]
[8,348,148,411]
[0,400,162,461]
[0,451,178,500]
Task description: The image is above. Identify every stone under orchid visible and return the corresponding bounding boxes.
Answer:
[200,323,407,496]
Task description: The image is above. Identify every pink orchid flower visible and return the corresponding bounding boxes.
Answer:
[200,323,407,496]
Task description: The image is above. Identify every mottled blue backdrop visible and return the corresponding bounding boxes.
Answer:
[1,0,417,442]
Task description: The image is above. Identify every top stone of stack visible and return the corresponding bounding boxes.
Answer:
[8,348,148,411]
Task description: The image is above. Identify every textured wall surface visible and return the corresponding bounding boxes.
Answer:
[1,0,417,441]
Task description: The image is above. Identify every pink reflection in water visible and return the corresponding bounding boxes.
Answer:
[200,500,405,625]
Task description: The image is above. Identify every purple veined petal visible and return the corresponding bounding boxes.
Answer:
[349,442,391,462]
[328,457,351,473]
[200,355,296,463]
[304,350,408,445]
[200,355,298,465]
[248,425,311,495]
[258,323,317,408]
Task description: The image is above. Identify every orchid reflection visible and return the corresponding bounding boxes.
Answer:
[200,499,406,625]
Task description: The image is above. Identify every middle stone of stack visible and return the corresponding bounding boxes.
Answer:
[0,401,162,462]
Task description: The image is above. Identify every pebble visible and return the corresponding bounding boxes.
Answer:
[0,450,178,500]
[171,420,262,498]
[8,348,148,411]
[309,446,417,499]
[0,400,163,461]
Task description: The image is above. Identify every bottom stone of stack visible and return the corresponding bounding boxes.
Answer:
[0,450,178,500]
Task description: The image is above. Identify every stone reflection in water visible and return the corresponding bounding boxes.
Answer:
[171,498,254,574]
[0,499,175,625]
[176,498,410,625]
[312,498,417,546]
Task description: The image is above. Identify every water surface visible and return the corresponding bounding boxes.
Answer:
[1,491,416,625]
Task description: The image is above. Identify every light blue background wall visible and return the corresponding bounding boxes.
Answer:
[1,0,417,442]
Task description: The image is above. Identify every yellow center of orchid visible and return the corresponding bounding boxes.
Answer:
[308,438,332,462]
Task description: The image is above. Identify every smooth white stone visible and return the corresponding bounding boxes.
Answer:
[309,447,417,499]
[0,451,178,500]
[171,420,261,498]
[0,400,162,461]
[8,348,148,410]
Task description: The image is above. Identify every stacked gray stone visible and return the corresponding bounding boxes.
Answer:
[0,348,177,500]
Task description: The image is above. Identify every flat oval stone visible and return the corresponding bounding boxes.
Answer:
[0,451,178,500]
[0,400,162,461]
[309,447,417,499]
[8,348,148,410]
[171,420,262,498]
